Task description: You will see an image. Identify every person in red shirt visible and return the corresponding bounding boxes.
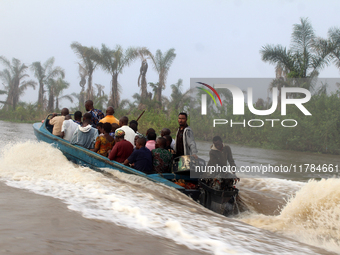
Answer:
[108,129,133,163]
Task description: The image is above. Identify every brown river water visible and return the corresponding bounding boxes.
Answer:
[0,120,339,254]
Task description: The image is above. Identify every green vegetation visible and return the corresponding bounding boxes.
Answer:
[1,17,340,154]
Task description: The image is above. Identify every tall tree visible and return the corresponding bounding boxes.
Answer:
[71,42,97,101]
[0,57,36,110]
[169,79,190,111]
[260,18,330,90]
[149,48,176,104]
[78,63,87,108]
[30,57,64,110]
[92,44,136,109]
[135,47,152,103]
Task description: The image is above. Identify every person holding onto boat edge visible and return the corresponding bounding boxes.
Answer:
[70,113,98,149]
[124,137,153,174]
[174,112,198,158]
[49,108,69,137]
[99,106,119,125]
[108,129,133,163]
[85,100,104,128]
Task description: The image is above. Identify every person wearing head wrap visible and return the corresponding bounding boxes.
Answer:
[108,129,134,163]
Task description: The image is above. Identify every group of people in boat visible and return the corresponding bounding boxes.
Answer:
[47,100,204,175]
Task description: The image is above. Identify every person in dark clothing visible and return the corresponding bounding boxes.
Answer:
[124,137,153,174]
[164,135,176,157]
[174,112,198,157]
[207,136,236,171]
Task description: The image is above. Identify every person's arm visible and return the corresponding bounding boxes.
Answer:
[225,146,236,167]
[186,129,198,156]
[91,137,101,152]
[108,143,118,160]
[60,120,68,139]
[123,158,130,166]
[207,149,218,166]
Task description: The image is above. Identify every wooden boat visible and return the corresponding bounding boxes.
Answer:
[33,114,242,216]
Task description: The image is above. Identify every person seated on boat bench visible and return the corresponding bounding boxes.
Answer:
[146,132,156,151]
[49,108,69,137]
[124,137,153,174]
[152,137,172,173]
[118,116,136,146]
[108,129,133,163]
[85,100,104,128]
[91,123,115,157]
[110,123,120,138]
[164,135,176,158]
[129,120,143,137]
[70,113,98,149]
[161,128,175,149]
[61,112,81,142]
[99,106,119,125]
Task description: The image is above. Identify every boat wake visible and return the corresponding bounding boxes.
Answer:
[0,141,336,254]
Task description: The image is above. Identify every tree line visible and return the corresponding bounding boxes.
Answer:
[1,17,340,154]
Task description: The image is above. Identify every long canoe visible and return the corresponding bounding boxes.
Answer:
[33,115,201,198]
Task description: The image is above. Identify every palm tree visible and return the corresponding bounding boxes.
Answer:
[0,57,36,110]
[169,79,190,111]
[78,63,87,107]
[92,44,136,109]
[149,48,176,105]
[260,18,330,90]
[30,57,65,110]
[135,47,152,102]
[46,78,72,112]
[71,42,97,101]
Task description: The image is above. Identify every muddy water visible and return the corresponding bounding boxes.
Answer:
[0,121,339,254]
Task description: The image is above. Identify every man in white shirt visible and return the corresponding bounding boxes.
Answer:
[61,111,82,141]
[118,116,136,146]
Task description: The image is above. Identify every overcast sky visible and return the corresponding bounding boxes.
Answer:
[1,0,340,109]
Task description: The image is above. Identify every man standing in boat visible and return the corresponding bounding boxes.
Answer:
[174,112,198,158]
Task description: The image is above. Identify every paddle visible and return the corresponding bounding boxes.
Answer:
[136,110,145,121]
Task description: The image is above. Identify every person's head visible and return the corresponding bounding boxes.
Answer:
[129,120,138,132]
[103,123,112,134]
[164,135,172,147]
[106,106,114,116]
[65,114,72,120]
[97,122,104,134]
[146,128,156,137]
[85,100,94,111]
[111,123,120,133]
[147,132,156,141]
[155,137,166,149]
[161,128,171,137]
[212,136,223,151]
[61,108,69,116]
[136,137,147,149]
[129,122,138,133]
[178,112,187,127]
[83,113,92,125]
[74,111,82,121]
[114,129,125,142]
[119,116,129,127]
[134,133,144,146]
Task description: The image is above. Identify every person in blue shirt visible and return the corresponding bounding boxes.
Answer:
[123,137,153,174]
